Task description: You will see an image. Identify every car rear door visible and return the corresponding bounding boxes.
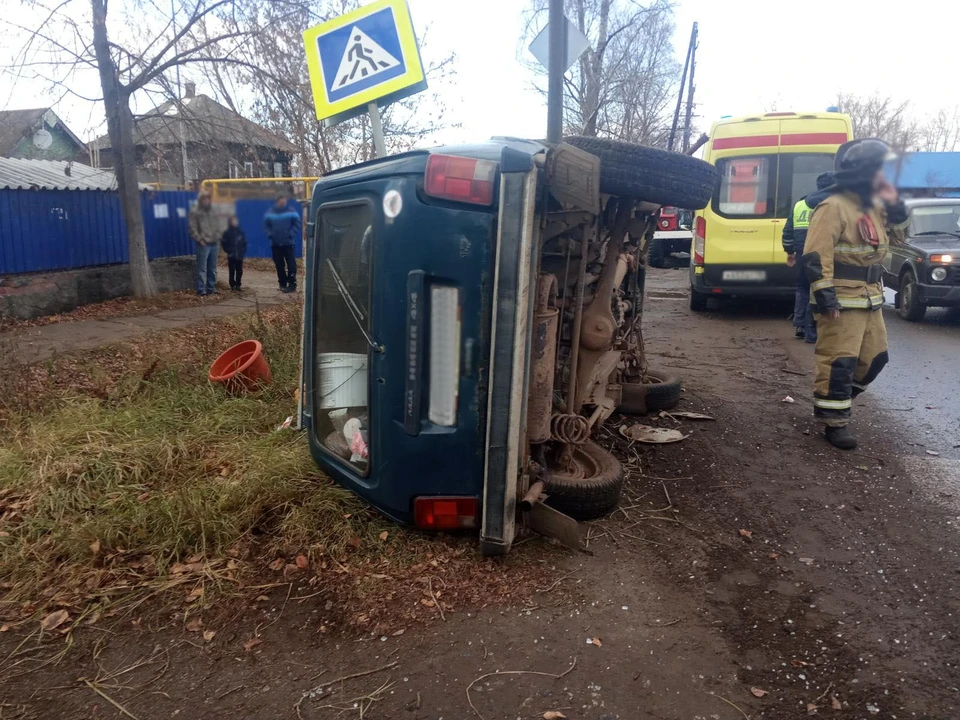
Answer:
[704,118,780,266]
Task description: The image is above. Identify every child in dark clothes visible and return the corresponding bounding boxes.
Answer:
[221,216,247,291]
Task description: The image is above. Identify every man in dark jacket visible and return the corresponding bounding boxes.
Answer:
[264,195,302,293]
[782,172,835,343]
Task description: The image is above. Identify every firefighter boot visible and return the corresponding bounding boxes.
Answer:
[825,425,857,450]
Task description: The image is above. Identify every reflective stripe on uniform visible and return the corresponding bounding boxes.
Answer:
[837,295,885,309]
[814,397,852,410]
[835,243,882,256]
[811,278,834,292]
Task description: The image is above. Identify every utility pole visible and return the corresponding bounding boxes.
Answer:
[171,0,189,187]
[546,0,566,144]
[668,22,697,153]
[681,22,698,153]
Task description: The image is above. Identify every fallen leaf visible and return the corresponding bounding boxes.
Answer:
[543,712,567,720]
[668,411,714,420]
[791,659,812,668]
[589,637,602,647]
[255,595,270,602]
[40,610,69,632]
[420,598,435,608]
[186,586,204,603]
[203,630,216,642]
[619,424,686,444]
[0,531,9,538]
[268,558,285,571]
[769,552,779,560]
[347,537,362,549]
[830,694,842,710]
[243,636,262,652]
[89,539,100,555]
[750,687,768,698]
[807,702,818,715]
[379,530,389,541]
[391,628,405,636]
[0,624,10,632]
[739,529,753,539]
[295,554,309,570]
[186,617,203,632]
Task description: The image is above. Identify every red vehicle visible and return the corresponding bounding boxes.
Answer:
[650,206,693,267]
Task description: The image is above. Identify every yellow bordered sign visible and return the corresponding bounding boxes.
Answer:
[303,0,426,123]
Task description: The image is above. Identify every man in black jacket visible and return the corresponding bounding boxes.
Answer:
[782,172,835,342]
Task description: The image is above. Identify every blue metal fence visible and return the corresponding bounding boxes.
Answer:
[233,197,303,259]
[0,189,194,275]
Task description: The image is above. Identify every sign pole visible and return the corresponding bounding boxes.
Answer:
[546,0,566,144]
[368,102,387,158]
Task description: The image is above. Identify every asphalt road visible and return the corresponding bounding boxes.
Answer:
[873,302,960,460]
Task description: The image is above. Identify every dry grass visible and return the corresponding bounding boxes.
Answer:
[0,304,385,620]
[0,302,551,643]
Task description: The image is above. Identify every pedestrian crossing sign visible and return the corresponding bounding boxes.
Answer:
[303,0,426,123]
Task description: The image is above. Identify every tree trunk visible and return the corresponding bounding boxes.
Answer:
[91,0,157,298]
[581,0,610,137]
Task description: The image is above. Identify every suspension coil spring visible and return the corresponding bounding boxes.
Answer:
[550,413,589,445]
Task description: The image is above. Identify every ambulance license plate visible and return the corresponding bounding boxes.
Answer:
[723,270,766,282]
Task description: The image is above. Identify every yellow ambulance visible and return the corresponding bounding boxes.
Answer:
[689,111,854,311]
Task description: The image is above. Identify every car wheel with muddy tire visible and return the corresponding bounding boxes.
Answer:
[898,269,927,322]
[541,441,624,521]
[564,135,720,209]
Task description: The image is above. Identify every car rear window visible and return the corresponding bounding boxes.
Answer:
[714,156,775,218]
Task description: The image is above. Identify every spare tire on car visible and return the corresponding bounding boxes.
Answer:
[541,441,624,521]
[564,135,719,210]
[618,367,682,415]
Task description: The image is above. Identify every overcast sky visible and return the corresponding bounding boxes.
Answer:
[2,0,958,151]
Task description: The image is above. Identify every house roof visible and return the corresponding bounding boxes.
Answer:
[94,94,296,154]
[0,108,85,156]
[0,157,124,191]
[886,153,960,190]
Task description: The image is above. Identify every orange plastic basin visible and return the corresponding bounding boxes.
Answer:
[208,340,272,394]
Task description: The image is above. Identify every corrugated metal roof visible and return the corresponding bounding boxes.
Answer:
[886,153,960,190]
[0,157,121,191]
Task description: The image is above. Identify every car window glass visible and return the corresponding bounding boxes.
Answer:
[314,203,373,475]
[909,205,960,235]
[715,156,775,218]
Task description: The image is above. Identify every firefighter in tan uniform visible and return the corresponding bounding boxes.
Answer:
[802,139,908,449]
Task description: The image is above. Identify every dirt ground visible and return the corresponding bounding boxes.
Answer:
[2,267,958,720]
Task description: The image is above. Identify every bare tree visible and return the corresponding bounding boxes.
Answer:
[8,0,281,297]
[835,92,920,154]
[523,0,681,146]
[920,106,960,153]
[836,92,960,155]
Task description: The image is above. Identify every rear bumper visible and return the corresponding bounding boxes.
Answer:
[917,282,960,305]
[690,263,796,297]
[651,231,692,253]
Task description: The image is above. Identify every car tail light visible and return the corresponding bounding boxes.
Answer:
[424,154,496,205]
[931,254,954,263]
[428,285,461,426]
[414,497,478,530]
[693,216,706,265]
